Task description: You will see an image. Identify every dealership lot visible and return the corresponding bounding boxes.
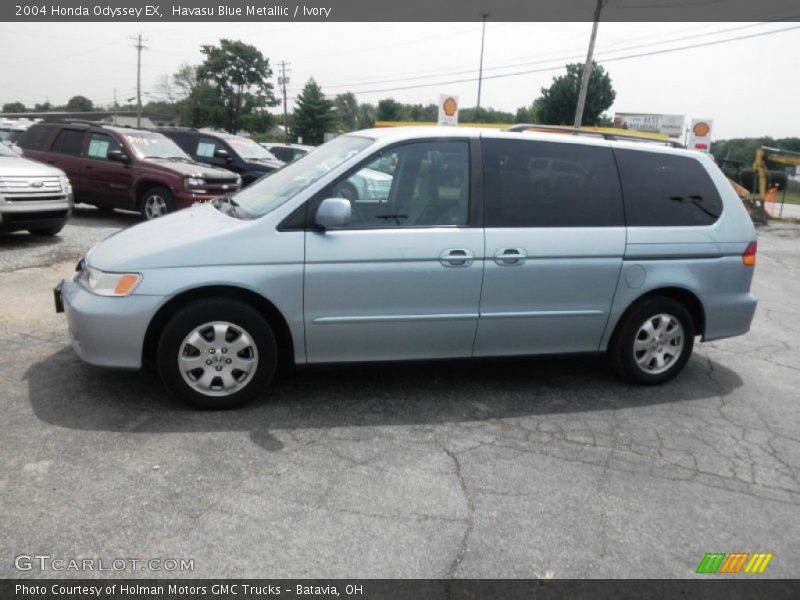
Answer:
[1,210,799,578]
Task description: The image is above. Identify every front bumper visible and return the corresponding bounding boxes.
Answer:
[174,189,236,210]
[57,278,163,369]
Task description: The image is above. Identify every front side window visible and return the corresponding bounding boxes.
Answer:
[614,149,723,226]
[327,140,470,229]
[86,132,122,159]
[483,138,624,228]
[197,137,223,158]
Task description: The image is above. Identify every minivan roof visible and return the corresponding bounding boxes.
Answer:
[356,126,703,160]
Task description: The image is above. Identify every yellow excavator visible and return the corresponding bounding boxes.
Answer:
[746,146,800,224]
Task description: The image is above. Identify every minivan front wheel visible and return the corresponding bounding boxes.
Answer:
[140,187,175,220]
[157,299,277,409]
[610,297,694,385]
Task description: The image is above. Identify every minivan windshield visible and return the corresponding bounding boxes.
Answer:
[0,143,18,157]
[122,131,192,160]
[222,135,279,161]
[229,135,374,218]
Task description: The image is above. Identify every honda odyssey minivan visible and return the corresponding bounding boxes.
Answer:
[54,128,758,409]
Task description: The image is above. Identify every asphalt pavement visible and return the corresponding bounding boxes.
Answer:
[1,209,798,578]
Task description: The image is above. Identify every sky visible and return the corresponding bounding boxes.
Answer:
[0,21,798,140]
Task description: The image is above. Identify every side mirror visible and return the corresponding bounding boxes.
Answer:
[314,198,351,230]
[107,149,129,163]
[214,148,231,162]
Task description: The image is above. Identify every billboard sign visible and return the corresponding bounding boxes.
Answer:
[438,94,459,127]
[613,113,685,138]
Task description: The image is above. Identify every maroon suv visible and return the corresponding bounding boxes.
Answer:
[18,122,241,219]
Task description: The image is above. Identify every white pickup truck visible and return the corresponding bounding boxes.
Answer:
[0,143,73,236]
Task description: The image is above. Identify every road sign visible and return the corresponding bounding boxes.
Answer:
[438,94,459,127]
[688,118,714,153]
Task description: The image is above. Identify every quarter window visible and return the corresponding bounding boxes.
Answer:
[483,139,624,227]
[328,141,470,229]
[614,149,723,226]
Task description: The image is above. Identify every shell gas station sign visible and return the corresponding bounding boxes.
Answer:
[437,94,459,127]
[688,118,714,153]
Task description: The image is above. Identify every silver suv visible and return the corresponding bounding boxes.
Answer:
[0,143,73,236]
[55,128,757,409]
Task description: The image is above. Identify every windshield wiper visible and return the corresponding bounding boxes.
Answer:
[212,195,251,220]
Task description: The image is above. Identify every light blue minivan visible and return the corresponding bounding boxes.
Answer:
[55,128,757,408]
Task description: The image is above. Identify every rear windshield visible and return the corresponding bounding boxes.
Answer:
[614,149,723,226]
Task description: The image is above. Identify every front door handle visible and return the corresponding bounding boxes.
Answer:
[494,247,527,266]
[440,248,475,268]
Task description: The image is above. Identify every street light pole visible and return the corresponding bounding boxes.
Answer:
[477,12,489,109]
[573,0,605,131]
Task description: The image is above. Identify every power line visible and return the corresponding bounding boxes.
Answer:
[310,24,800,98]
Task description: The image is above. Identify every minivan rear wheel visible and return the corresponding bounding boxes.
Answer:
[139,187,175,220]
[610,296,694,385]
[157,299,277,409]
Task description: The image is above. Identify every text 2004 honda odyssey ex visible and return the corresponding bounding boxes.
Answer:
[54,128,758,409]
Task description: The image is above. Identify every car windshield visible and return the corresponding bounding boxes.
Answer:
[0,142,17,157]
[223,135,279,161]
[228,135,373,218]
[122,131,191,160]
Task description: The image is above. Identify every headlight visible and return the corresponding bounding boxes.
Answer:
[185,177,206,188]
[60,175,72,195]
[77,266,141,297]
[235,176,242,187]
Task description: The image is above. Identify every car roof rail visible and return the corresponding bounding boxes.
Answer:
[504,123,685,148]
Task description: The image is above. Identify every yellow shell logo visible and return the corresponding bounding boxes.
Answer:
[442,97,458,117]
[693,121,710,137]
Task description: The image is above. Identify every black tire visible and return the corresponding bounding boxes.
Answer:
[156,298,278,409]
[139,186,176,220]
[333,181,358,201]
[28,225,64,236]
[609,296,695,385]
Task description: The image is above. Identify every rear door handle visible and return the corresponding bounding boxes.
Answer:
[494,247,527,265]
[440,248,475,267]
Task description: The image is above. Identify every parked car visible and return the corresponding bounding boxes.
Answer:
[17,122,241,219]
[54,127,758,409]
[0,142,73,236]
[260,142,315,163]
[160,128,284,187]
[0,118,32,147]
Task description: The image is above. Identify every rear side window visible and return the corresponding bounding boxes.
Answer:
[52,129,85,155]
[483,138,624,227]
[614,149,723,226]
[18,124,55,151]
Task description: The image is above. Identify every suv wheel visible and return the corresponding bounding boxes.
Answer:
[140,187,175,220]
[610,296,695,385]
[157,299,277,409]
[28,226,64,236]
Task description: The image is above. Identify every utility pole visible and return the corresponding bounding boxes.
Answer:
[131,33,147,129]
[278,61,291,143]
[573,0,606,131]
[476,12,489,109]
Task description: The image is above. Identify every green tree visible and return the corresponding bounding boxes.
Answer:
[2,102,26,113]
[66,95,94,112]
[333,92,359,131]
[197,39,276,133]
[170,64,223,128]
[356,103,376,129]
[292,78,335,145]
[33,102,53,112]
[536,61,615,126]
[376,98,403,122]
[459,106,515,124]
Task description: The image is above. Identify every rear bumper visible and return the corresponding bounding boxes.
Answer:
[702,292,758,342]
[59,278,163,369]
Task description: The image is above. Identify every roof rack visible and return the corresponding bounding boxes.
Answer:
[505,123,685,148]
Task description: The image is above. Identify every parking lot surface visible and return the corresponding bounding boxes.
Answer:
[1,210,799,578]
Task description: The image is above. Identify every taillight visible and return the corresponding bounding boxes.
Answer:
[742,241,757,266]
